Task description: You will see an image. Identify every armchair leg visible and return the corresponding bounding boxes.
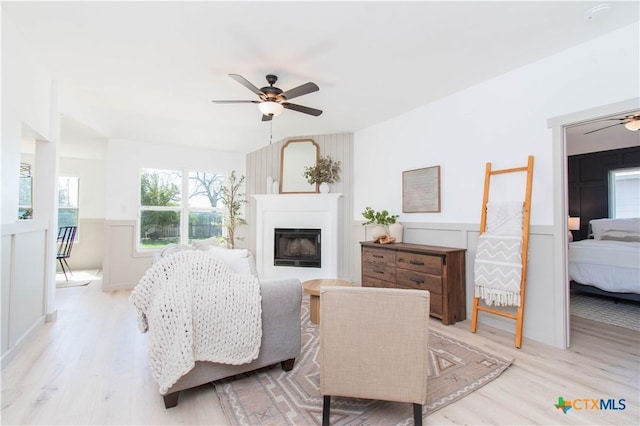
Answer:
[413,403,423,426]
[322,395,331,426]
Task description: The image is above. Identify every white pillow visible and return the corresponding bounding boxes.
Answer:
[192,236,221,250]
[590,218,640,240]
[208,246,258,276]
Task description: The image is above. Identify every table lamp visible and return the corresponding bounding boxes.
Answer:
[568,217,580,242]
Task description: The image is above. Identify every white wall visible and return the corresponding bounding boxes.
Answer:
[1,17,55,222]
[355,22,639,225]
[60,156,107,219]
[352,22,639,347]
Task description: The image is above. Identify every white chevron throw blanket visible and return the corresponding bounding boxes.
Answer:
[474,234,523,306]
[130,250,262,394]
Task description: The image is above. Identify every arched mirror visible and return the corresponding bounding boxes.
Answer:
[279,139,319,193]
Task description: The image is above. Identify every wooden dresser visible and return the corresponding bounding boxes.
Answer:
[360,241,466,325]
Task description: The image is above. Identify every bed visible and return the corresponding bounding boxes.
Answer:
[568,218,640,302]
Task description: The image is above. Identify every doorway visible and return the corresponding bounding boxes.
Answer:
[550,97,640,348]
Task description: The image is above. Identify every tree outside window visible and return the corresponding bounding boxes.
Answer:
[139,169,224,249]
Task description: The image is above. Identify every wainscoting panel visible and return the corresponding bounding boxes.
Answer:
[102,220,153,291]
[65,218,105,271]
[1,222,48,365]
[2,236,11,355]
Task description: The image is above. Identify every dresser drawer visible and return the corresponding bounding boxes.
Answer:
[362,246,396,267]
[396,269,442,294]
[362,275,396,288]
[396,251,442,275]
[363,262,396,283]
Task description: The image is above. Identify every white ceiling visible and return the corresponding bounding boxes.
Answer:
[4,1,639,155]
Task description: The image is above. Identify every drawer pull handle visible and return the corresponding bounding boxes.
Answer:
[410,278,425,284]
[373,254,384,258]
[410,260,425,266]
[373,269,385,275]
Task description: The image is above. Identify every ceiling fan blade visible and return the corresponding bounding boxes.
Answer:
[584,122,624,135]
[261,114,273,122]
[281,82,319,100]
[282,103,323,116]
[211,100,260,104]
[229,74,265,97]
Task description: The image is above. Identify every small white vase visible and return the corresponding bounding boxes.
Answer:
[272,180,279,194]
[319,182,330,194]
[389,222,403,243]
[370,225,387,241]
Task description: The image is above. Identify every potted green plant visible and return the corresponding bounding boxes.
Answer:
[220,170,247,249]
[361,207,400,241]
[303,156,341,193]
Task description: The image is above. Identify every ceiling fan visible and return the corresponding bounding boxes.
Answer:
[212,74,323,121]
[584,113,640,135]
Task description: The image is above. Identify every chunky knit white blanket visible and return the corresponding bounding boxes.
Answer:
[130,250,262,394]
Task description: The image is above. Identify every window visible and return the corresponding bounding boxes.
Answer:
[139,169,224,249]
[18,163,33,220]
[609,167,640,218]
[58,176,79,228]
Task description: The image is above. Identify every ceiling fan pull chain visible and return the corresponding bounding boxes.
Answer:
[270,120,273,144]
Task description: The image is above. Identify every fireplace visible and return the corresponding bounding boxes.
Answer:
[252,193,341,280]
[274,228,321,268]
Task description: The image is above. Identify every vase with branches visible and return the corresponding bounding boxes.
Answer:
[220,170,247,249]
[303,156,341,193]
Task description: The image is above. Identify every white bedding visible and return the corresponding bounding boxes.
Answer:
[568,239,640,294]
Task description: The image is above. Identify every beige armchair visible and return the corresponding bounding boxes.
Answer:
[320,286,430,426]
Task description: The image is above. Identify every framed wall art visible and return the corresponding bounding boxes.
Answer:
[403,166,441,212]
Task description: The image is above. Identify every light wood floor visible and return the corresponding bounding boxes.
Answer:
[1,278,638,425]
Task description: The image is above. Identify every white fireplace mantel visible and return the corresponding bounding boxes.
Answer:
[252,193,343,280]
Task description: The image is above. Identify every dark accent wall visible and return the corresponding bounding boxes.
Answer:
[568,146,640,241]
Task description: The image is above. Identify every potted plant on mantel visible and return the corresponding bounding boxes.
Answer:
[361,206,403,242]
[303,156,341,193]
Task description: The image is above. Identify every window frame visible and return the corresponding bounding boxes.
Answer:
[608,166,640,219]
[58,176,80,238]
[138,168,225,251]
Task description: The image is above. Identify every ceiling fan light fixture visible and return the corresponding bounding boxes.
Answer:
[624,119,640,131]
[258,101,284,117]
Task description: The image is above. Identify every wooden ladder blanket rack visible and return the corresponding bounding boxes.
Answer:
[470,155,534,348]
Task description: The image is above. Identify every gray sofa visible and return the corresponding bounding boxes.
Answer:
[162,277,302,408]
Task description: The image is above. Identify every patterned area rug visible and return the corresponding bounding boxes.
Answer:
[215,298,513,425]
[571,292,640,331]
